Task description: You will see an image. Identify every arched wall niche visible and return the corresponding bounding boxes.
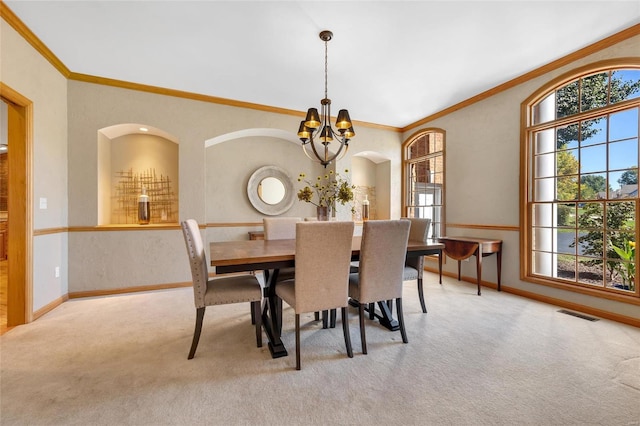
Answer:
[97,123,179,225]
[204,129,325,228]
[350,151,391,220]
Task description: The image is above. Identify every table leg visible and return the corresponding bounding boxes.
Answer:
[263,269,288,358]
[497,246,502,291]
[377,301,400,331]
[438,250,443,285]
[475,249,483,296]
[348,299,399,331]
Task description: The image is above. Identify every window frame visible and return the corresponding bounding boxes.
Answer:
[520,59,640,303]
[402,128,446,240]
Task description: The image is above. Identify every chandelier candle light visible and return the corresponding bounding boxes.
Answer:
[297,30,355,168]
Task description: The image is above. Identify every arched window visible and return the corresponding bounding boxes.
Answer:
[522,62,639,296]
[402,129,445,239]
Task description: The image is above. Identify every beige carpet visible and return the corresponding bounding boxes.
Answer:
[1,273,639,425]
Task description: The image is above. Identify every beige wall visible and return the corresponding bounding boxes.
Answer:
[1,17,69,311]
[3,11,637,321]
[65,79,401,292]
[405,35,640,321]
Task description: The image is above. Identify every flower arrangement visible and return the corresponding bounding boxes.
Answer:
[297,169,356,214]
[611,240,636,290]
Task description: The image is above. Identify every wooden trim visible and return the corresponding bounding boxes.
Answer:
[33,227,68,236]
[519,59,640,295]
[205,222,263,228]
[0,3,71,77]
[51,222,367,232]
[69,73,400,132]
[400,128,447,235]
[68,224,181,232]
[33,294,68,321]
[1,83,33,326]
[68,282,192,299]
[446,223,520,232]
[504,286,640,328]
[522,58,640,108]
[402,24,640,132]
[424,267,640,328]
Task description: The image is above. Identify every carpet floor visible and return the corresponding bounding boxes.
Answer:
[1,273,639,425]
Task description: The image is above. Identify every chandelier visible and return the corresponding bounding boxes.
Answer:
[297,30,355,168]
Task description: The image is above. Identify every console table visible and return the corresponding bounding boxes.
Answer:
[438,236,502,295]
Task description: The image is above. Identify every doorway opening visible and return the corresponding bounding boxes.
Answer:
[1,84,33,333]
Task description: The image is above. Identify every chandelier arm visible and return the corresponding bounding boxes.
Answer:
[336,143,349,162]
[302,142,319,162]
[329,138,346,163]
[308,135,330,166]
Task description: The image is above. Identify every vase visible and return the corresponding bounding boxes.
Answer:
[316,206,331,221]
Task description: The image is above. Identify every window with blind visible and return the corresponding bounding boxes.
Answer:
[523,65,639,296]
[403,129,445,239]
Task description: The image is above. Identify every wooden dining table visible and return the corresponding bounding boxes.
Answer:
[210,236,444,358]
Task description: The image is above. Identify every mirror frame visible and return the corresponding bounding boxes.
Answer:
[247,166,295,215]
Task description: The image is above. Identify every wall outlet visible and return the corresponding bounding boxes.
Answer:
[55,266,60,278]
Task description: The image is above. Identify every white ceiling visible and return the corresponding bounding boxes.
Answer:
[5,1,640,129]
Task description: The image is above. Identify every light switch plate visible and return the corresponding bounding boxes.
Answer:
[39,197,47,209]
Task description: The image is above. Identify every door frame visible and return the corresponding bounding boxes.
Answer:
[1,83,33,326]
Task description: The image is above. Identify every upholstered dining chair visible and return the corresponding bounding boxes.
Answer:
[349,219,411,354]
[181,219,263,359]
[275,221,355,370]
[402,217,432,313]
[263,217,302,240]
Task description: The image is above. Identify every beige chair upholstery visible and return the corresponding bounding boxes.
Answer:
[402,217,432,313]
[181,219,262,359]
[275,221,355,370]
[349,219,411,354]
[263,217,302,240]
[262,217,302,284]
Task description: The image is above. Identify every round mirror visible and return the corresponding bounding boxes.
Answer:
[247,166,295,215]
[258,177,286,205]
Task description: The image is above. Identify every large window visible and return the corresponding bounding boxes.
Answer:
[403,129,445,239]
[523,64,639,297]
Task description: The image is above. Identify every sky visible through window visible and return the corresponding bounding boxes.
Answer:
[564,69,639,193]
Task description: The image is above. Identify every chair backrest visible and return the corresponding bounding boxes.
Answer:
[407,217,431,242]
[358,219,411,302]
[405,217,431,270]
[293,221,355,314]
[181,219,208,308]
[263,217,303,240]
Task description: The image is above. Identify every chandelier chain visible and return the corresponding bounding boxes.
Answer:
[324,38,328,100]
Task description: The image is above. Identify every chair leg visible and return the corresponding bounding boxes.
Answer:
[397,298,408,344]
[295,314,301,371]
[341,307,353,358]
[417,278,427,313]
[359,303,367,354]
[188,307,205,360]
[251,303,256,325]
[314,312,320,321]
[322,310,329,329]
[330,309,337,328]
[368,303,375,320]
[252,301,262,348]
